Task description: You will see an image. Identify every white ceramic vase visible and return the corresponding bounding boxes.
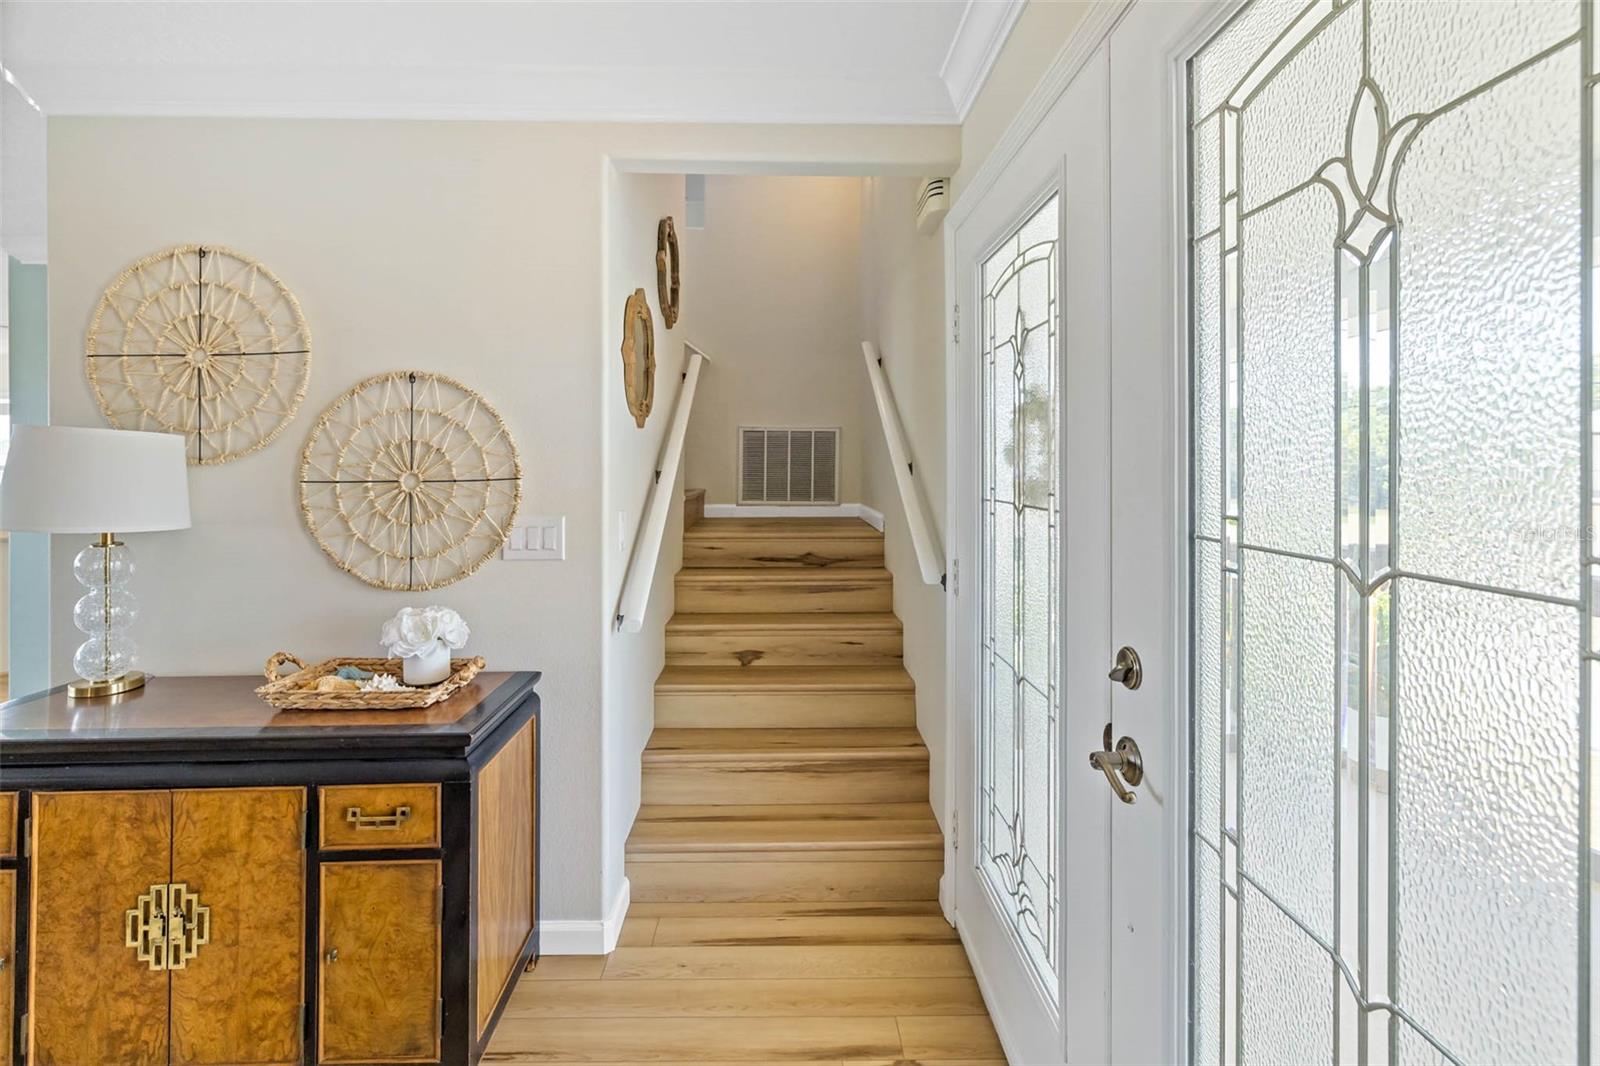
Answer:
[402,639,452,686]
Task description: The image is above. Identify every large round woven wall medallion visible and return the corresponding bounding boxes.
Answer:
[299,371,522,591]
[85,244,312,465]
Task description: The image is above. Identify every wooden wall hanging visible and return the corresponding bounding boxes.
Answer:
[656,217,681,329]
[85,244,312,465]
[299,371,522,591]
[621,288,656,429]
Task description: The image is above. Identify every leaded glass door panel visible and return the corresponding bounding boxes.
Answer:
[1187,1,1588,1062]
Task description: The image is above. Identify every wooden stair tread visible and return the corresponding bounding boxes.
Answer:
[667,612,901,632]
[628,803,941,854]
[675,568,892,583]
[656,665,914,692]
[685,517,881,538]
[644,728,927,762]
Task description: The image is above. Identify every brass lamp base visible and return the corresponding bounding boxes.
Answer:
[68,671,146,699]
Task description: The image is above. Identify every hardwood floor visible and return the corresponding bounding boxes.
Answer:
[485,517,1004,1064]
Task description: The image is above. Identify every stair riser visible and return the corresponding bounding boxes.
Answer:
[675,579,892,614]
[628,859,942,903]
[654,692,916,728]
[642,761,929,805]
[683,538,884,570]
[666,629,902,668]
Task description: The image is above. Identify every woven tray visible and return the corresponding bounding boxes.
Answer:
[255,651,486,711]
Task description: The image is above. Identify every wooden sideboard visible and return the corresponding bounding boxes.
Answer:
[0,670,541,1066]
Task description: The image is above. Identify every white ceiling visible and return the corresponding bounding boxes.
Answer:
[1,0,1023,125]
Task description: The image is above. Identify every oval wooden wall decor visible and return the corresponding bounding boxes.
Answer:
[621,288,656,429]
[299,371,522,591]
[85,244,312,465]
[656,216,681,329]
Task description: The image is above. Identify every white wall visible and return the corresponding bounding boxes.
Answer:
[680,176,865,504]
[599,167,690,935]
[859,175,950,826]
[45,116,958,935]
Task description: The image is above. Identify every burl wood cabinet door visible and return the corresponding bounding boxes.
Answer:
[170,787,306,1066]
[0,868,15,1065]
[29,790,173,1066]
[319,860,441,1064]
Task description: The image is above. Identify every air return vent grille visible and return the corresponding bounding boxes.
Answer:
[739,427,839,504]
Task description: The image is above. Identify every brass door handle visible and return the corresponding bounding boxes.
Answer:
[1089,723,1144,804]
[1108,646,1142,690]
[346,804,412,830]
[125,882,210,971]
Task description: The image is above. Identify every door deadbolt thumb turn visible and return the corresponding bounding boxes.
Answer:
[1108,645,1142,690]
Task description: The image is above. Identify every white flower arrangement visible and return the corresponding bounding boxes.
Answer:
[380,605,471,657]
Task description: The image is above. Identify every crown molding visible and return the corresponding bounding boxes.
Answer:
[940,0,1027,121]
[947,0,1134,227]
[14,62,961,126]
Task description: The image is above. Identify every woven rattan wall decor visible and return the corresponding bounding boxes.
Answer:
[656,216,681,329]
[85,244,312,465]
[621,288,655,429]
[299,371,522,591]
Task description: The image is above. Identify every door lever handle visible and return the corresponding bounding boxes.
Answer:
[1089,723,1144,804]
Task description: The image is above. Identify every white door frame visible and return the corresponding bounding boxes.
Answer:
[939,0,1246,1061]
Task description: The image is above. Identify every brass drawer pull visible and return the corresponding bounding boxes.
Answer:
[346,804,412,830]
[125,882,211,971]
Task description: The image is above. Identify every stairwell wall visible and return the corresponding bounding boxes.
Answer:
[599,166,691,941]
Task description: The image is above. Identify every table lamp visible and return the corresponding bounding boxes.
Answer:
[0,425,191,697]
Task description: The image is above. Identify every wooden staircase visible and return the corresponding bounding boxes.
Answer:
[628,517,942,908]
[491,517,1003,1063]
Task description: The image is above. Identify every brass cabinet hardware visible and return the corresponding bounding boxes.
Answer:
[346,804,412,830]
[1108,645,1143,690]
[325,948,339,964]
[1089,723,1144,805]
[0,954,7,970]
[125,882,211,971]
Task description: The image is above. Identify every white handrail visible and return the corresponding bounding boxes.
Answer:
[861,341,945,587]
[616,343,711,633]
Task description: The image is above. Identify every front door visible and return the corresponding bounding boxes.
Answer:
[1123,0,1591,1061]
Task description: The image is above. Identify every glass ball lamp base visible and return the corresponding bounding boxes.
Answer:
[67,532,144,700]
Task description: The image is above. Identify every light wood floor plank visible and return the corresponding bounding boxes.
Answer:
[894,1016,1007,1060]
[601,944,973,981]
[502,976,987,1018]
[527,956,607,980]
[482,1015,902,1061]
[615,917,658,947]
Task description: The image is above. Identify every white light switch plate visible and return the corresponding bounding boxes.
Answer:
[504,515,565,560]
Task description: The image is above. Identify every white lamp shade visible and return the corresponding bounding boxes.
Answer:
[0,425,192,534]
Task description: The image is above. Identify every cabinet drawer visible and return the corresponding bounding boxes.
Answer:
[319,784,439,850]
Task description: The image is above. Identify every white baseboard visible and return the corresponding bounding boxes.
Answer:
[705,502,885,531]
[541,876,630,955]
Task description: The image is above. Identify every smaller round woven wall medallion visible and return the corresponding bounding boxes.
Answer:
[299,371,522,591]
[85,244,312,465]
